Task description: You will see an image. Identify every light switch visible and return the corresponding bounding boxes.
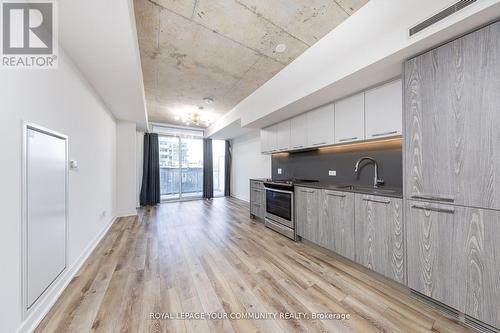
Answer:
[328,170,336,176]
[277,168,282,175]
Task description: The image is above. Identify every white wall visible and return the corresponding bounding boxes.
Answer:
[116,121,138,216]
[0,51,117,333]
[231,131,271,201]
[136,131,144,207]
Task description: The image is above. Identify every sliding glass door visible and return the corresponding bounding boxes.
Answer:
[159,135,203,201]
[212,140,226,197]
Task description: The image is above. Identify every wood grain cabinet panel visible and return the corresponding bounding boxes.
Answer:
[404,21,500,209]
[249,181,265,220]
[320,190,355,260]
[354,194,404,283]
[406,201,500,328]
[295,187,320,240]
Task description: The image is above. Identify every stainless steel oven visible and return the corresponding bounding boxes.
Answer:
[264,184,295,240]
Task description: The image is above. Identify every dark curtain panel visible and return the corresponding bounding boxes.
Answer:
[203,138,214,199]
[224,140,232,196]
[140,133,160,206]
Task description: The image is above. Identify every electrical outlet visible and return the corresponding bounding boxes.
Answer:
[277,168,282,175]
[328,170,337,176]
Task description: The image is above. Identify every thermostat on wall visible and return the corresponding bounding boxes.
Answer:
[70,160,78,170]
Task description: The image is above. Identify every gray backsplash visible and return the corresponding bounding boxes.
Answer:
[271,147,403,188]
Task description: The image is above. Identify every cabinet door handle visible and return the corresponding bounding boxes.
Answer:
[371,131,398,137]
[411,204,454,214]
[299,189,315,193]
[292,145,304,149]
[411,194,454,203]
[326,192,346,198]
[362,198,390,204]
[339,137,358,142]
[312,142,327,146]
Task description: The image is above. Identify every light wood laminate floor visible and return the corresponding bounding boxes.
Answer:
[35,197,477,333]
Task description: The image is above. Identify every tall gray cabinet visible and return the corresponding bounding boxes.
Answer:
[404,20,500,328]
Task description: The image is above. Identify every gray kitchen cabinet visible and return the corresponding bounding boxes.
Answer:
[354,194,404,283]
[404,21,500,210]
[275,120,290,152]
[320,190,355,260]
[295,186,320,240]
[306,103,334,147]
[290,113,308,150]
[406,200,500,328]
[334,93,365,144]
[365,79,402,139]
[249,180,265,220]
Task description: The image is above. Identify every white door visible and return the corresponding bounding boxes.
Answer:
[307,103,335,147]
[334,93,365,143]
[26,126,67,309]
[290,113,308,150]
[365,79,402,139]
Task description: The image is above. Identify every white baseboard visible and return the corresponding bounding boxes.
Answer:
[230,194,249,203]
[17,216,117,333]
[115,210,137,218]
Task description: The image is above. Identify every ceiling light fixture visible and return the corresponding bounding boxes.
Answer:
[203,97,214,104]
[178,109,213,127]
[275,43,287,53]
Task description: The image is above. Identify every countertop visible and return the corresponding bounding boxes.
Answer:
[294,181,403,198]
[250,178,403,198]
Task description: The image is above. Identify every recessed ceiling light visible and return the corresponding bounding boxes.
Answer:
[275,43,287,53]
[203,97,214,104]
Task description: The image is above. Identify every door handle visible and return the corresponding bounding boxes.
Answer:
[292,145,304,149]
[362,198,390,204]
[411,204,455,214]
[325,192,346,198]
[411,194,454,203]
[371,131,398,137]
[312,142,327,146]
[339,137,358,142]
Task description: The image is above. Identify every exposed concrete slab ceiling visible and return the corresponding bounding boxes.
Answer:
[205,0,500,138]
[134,0,369,127]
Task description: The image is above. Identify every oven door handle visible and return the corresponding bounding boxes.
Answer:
[264,187,294,194]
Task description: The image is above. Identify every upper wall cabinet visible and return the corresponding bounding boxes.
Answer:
[365,79,402,139]
[404,21,500,210]
[260,78,402,154]
[334,93,365,144]
[275,120,291,152]
[307,103,335,147]
[290,113,308,150]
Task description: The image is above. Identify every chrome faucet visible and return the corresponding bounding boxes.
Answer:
[354,156,385,188]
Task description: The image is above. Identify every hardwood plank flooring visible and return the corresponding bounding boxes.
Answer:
[35,197,476,333]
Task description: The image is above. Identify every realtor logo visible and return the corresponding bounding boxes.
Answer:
[1,0,58,69]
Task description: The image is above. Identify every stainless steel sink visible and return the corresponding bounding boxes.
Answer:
[336,185,399,194]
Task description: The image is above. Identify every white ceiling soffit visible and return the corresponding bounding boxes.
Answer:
[135,0,369,128]
[59,0,148,130]
[205,0,500,138]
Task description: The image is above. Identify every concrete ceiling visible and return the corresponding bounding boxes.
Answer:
[134,0,369,127]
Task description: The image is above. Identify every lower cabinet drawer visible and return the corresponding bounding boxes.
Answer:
[407,200,500,328]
